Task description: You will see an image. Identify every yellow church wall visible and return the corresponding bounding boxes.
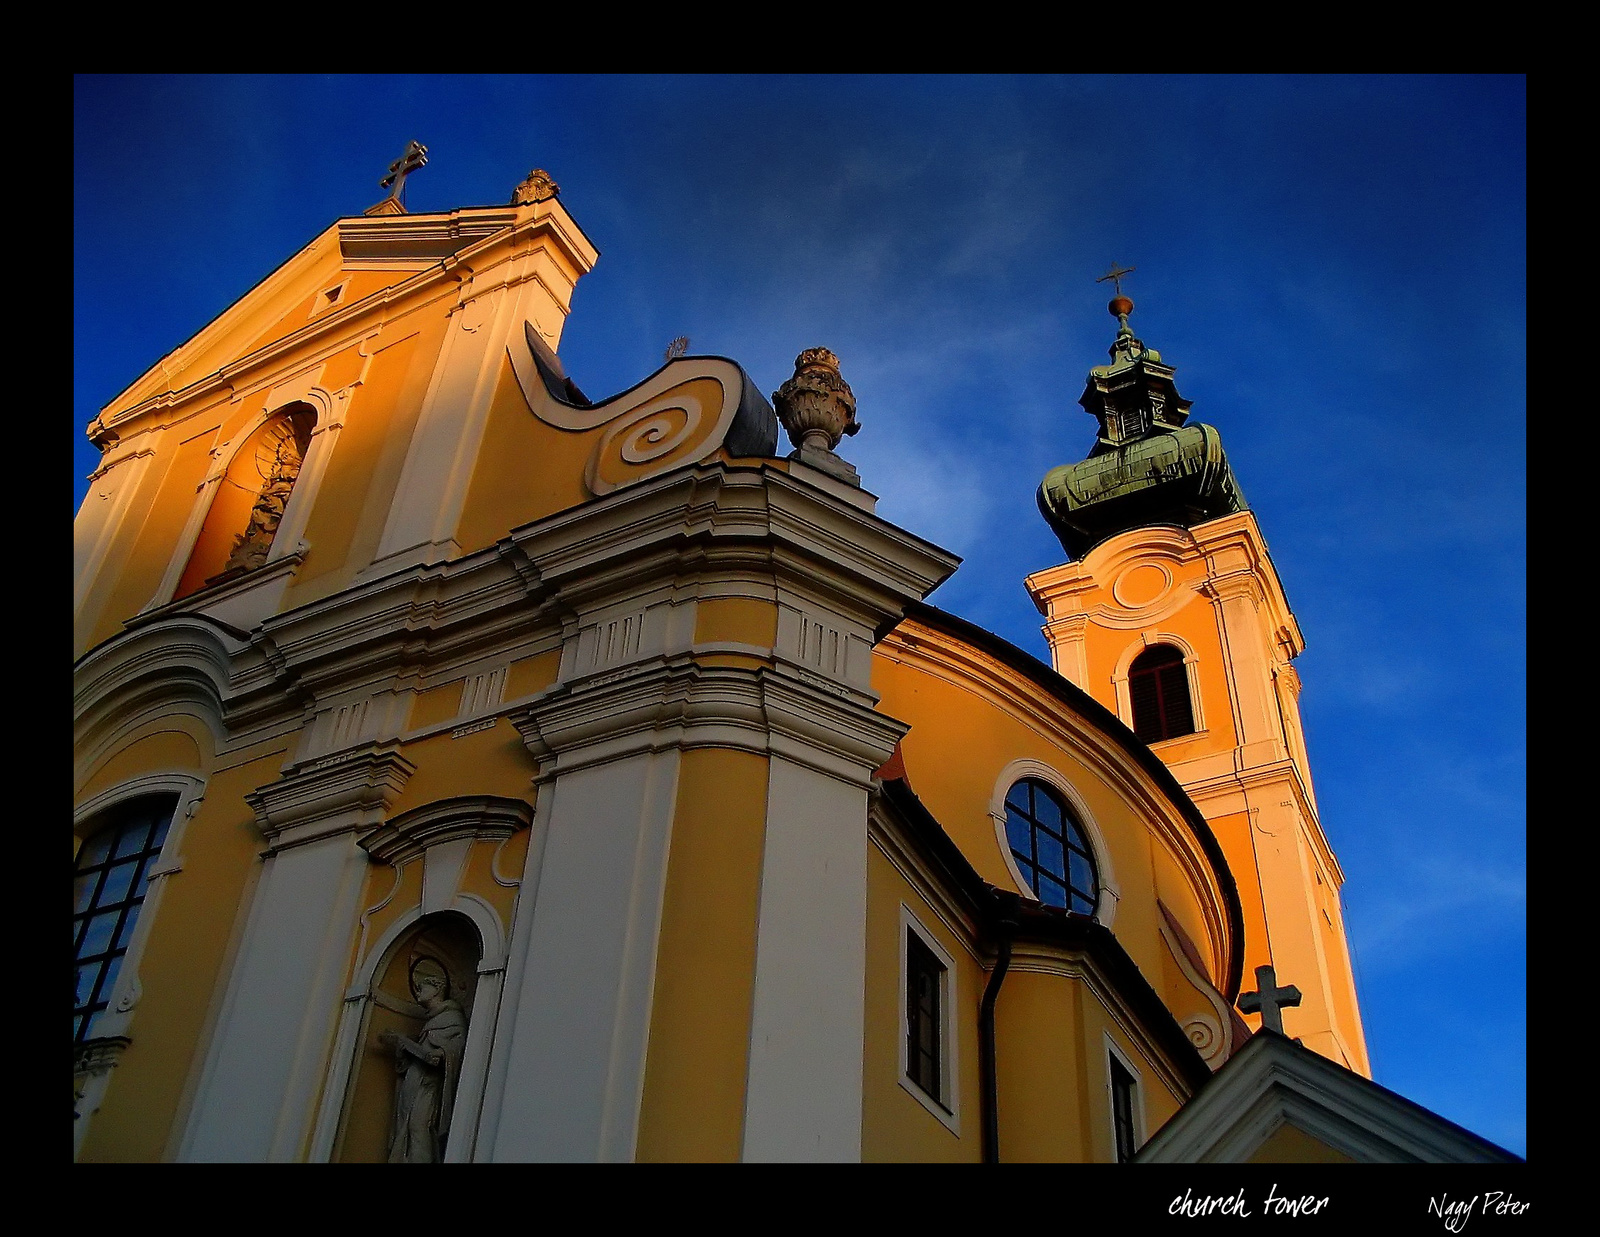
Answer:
[79,429,214,655]
[694,596,779,649]
[1247,1121,1357,1164]
[861,843,982,1162]
[636,747,771,1162]
[506,648,562,699]
[993,969,1090,1160]
[281,321,444,606]
[74,729,206,817]
[408,680,466,731]
[872,643,1230,1000]
[79,746,291,1162]
[453,359,602,556]
[461,829,528,926]
[385,723,537,816]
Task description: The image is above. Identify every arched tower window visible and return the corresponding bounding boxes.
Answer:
[74,796,176,1043]
[175,405,317,598]
[1129,643,1195,744]
[1004,778,1097,915]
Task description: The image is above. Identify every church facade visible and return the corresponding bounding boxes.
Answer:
[72,164,1512,1163]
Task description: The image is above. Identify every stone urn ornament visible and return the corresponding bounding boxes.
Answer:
[773,347,861,485]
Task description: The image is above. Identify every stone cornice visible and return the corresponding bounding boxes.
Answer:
[246,741,416,852]
[511,657,906,787]
[505,462,960,632]
[358,794,532,867]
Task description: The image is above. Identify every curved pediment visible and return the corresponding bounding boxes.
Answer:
[508,322,778,496]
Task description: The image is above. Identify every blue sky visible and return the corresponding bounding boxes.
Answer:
[75,75,1525,1154]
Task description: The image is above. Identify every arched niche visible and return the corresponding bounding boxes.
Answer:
[174,403,317,599]
[333,910,483,1163]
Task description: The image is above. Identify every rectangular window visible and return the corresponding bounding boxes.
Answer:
[1110,1053,1139,1162]
[906,932,944,1104]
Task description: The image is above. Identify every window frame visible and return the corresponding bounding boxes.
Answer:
[1128,643,1196,745]
[1002,777,1099,917]
[73,773,201,1045]
[1112,633,1206,746]
[988,759,1119,928]
[897,904,961,1134]
[1104,1034,1147,1163]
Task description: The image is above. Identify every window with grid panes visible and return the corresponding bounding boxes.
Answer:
[74,798,175,1043]
[1004,778,1098,915]
[1110,1053,1139,1162]
[905,931,945,1104]
[1128,644,1195,744]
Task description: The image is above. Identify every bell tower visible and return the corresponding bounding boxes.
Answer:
[1025,282,1370,1076]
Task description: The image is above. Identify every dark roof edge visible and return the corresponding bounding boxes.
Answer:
[879,777,1213,1093]
[899,599,1246,1003]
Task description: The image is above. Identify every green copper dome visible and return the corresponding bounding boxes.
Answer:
[1038,301,1247,559]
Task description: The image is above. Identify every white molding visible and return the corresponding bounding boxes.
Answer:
[988,756,1120,929]
[75,442,160,616]
[897,904,961,1136]
[1104,1031,1148,1162]
[1136,1032,1519,1163]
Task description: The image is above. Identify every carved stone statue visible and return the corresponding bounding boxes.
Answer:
[222,419,311,575]
[511,168,560,205]
[772,347,861,486]
[375,972,467,1163]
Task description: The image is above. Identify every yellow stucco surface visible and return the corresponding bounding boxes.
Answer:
[861,846,981,1162]
[636,747,770,1161]
[78,746,290,1161]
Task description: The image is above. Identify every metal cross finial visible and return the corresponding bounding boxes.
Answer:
[1237,964,1303,1035]
[1096,263,1136,297]
[379,140,430,204]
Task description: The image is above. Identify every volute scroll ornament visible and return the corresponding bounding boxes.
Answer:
[773,347,862,486]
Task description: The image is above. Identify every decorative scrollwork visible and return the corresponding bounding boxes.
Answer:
[585,379,723,495]
[1183,1012,1226,1063]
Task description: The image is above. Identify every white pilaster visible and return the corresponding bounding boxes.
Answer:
[741,755,870,1162]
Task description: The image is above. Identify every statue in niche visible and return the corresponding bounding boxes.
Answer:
[374,956,468,1163]
[222,411,314,574]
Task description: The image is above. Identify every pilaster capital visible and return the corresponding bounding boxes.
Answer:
[247,741,416,853]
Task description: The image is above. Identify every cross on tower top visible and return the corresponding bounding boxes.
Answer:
[378,140,429,205]
[1095,263,1136,297]
[1237,963,1302,1035]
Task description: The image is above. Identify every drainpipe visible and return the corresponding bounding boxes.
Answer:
[979,890,1021,1164]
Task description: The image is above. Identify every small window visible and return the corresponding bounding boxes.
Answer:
[906,932,945,1104]
[74,798,175,1043]
[1110,1053,1140,1162]
[1004,778,1097,915]
[1129,644,1195,744]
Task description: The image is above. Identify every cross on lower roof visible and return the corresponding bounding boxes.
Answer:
[1096,263,1136,297]
[1237,963,1302,1035]
[378,140,429,205]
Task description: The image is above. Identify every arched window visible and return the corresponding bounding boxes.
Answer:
[1004,778,1097,915]
[74,797,175,1043]
[1129,643,1195,744]
[175,405,317,598]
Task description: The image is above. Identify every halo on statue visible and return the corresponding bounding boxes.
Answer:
[408,954,451,1003]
